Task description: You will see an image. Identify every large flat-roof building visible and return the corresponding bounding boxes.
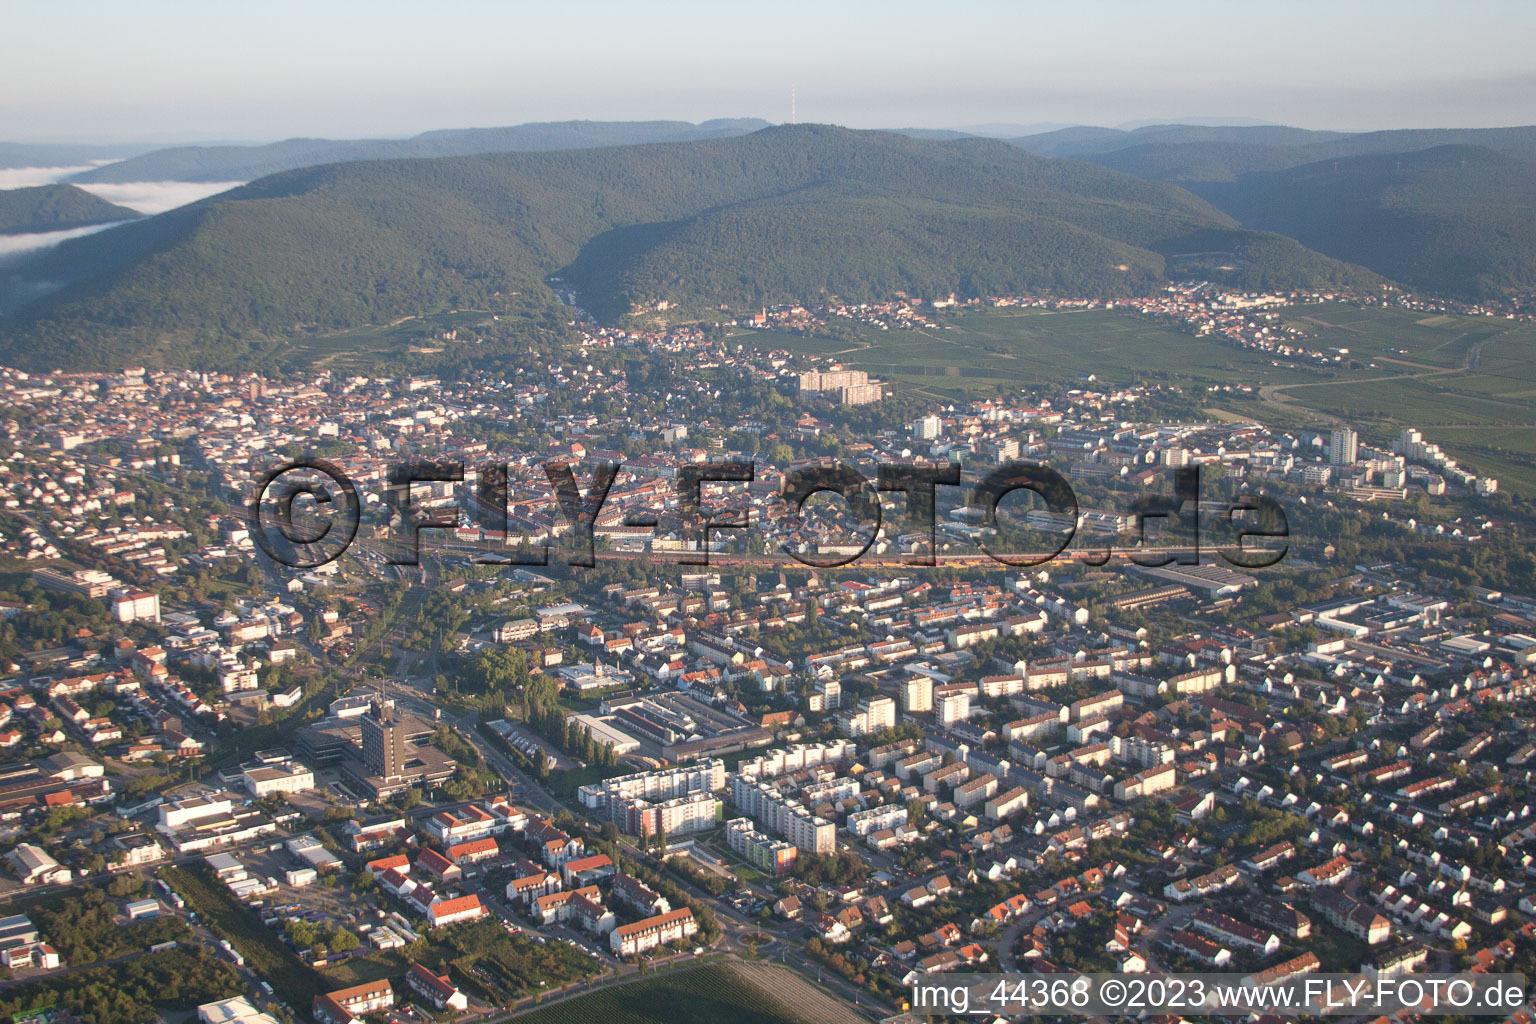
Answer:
[296,703,455,801]
[198,997,282,1024]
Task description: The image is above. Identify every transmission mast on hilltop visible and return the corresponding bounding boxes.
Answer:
[791,83,796,124]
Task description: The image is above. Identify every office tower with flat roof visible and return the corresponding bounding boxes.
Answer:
[360,700,405,781]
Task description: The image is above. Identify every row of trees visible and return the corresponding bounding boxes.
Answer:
[524,702,620,768]
[518,670,619,768]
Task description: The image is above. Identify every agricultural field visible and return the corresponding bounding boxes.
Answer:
[1275,303,1516,371]
[736,306,1325,402]
[1259,304,1536,492]
[743,300,1536,493]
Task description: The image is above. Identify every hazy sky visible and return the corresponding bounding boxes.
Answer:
[6,0,1536,142]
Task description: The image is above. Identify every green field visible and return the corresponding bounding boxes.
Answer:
[1261,305,1536,491]
[1277,304,1516,370]
[739,306,1325,402]
[743,301,1536,494]
[512,963,835,1024]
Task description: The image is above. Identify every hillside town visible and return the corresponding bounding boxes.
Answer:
[0,288,1533,1024]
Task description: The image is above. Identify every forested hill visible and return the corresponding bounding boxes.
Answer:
[64,119,772,184]
[0,124,1376,370]
[1186,145,1536,301]
[1003,123,1536,302]
[0,184,139,235]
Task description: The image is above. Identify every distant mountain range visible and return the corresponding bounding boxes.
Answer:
[14,119,1536,183]
[1008,123,1536,166]
[2,118,1534,370]
[0,124,1375,370]
[61,119,772,184]
[1010,123,1353,159]
[0,142,162,171]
